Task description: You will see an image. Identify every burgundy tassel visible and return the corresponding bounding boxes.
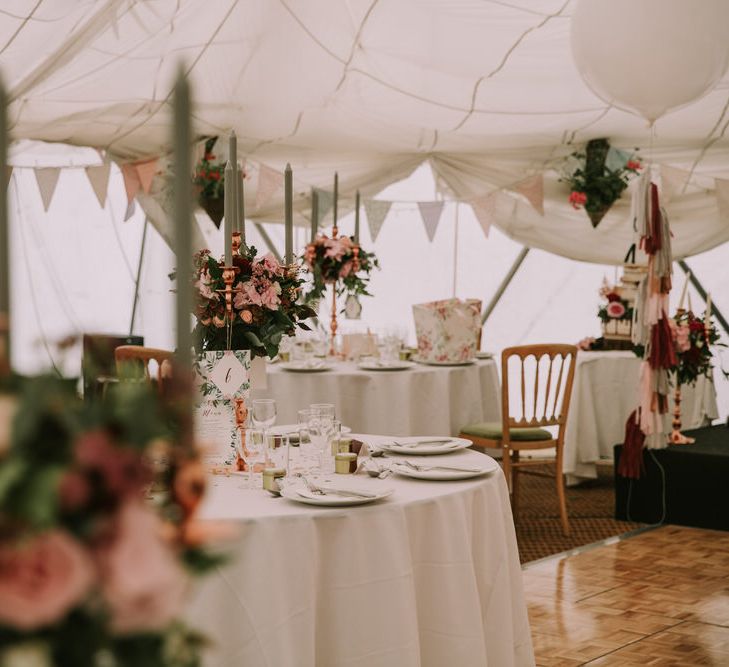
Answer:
[643,184,662,255]
[618,409,646,479]
[648,310,678,370]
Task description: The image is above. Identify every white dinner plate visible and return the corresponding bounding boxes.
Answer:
[280,362,332,373]
[475,351,494,360]
[379,436,471,455]
[413,358,475,367]
[357,360,415,371]
[390,457,499,480]
[280,483,394,507]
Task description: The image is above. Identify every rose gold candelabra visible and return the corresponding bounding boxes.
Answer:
[669,384,695,445]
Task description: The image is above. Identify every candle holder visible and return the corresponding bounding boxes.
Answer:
[669,383,695,445]
[234,397,247,471]
[218,266,239,322]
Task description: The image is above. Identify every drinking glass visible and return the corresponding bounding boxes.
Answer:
[266,433,290,473]
[297,408,316,470]
[309,403,336,419]
[307,412,336,474]
[251,399,277,454]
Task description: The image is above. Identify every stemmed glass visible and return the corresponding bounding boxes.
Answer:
[251,399,277,458]
[237,427,265,489]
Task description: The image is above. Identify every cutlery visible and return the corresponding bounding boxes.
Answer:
[392,438,453,446]
[300,476,378,499]
[395,460,483,473]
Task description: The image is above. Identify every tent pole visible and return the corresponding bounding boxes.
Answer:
[677,260,729,337]
[253,222,283,262]
[481,246,530,325]
[128,216,149,336]
[452,203,459,298]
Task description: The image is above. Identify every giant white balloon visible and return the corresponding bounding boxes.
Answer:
[571,0,729,122]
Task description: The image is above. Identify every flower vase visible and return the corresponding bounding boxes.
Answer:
[193,350,251,466]
[199,196,224,228]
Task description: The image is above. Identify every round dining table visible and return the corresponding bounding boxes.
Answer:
[188,440,535,666]
[250,359,501,437]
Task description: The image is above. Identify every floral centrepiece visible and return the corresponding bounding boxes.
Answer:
[189,244,316,358]
[670,310,720,386]
[302,234,378,304]
[0,377,223,666]
[561,138,641,227]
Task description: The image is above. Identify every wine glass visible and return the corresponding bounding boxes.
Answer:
[307,412,336,474]
[251,399,277,457]
[238,427,265,489]
[309,403,336,419]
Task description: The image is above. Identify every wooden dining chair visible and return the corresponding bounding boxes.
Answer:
[114,345,174,394]
[459,344,577,536]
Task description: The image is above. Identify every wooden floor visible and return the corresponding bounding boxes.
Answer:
[524,525,729,666]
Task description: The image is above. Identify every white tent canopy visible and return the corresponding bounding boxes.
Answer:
[3,0,729,263]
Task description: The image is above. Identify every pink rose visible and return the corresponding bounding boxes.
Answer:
[195,268,218,301]
[0,531,94,630]
[674,323,691,352]
[99,501,188,634]
[606,301,626,319]
[260,253,284,276]
[577,337,595,351]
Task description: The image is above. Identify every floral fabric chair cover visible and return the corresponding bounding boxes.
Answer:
[412,298,481,363]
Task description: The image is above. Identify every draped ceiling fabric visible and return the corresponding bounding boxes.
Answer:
[2,0,729,263]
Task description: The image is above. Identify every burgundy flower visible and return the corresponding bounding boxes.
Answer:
[606,301,626,318]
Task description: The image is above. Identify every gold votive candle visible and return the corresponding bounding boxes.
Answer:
[335,452,357,474]
[262,467,285,492]
[337,437,352,454]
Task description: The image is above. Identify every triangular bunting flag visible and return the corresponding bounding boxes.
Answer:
[605,147,633,172]
[85,162,111,208]
[714,178,729,219]
[417,201,445,242]
[255,164,284,211]
[120,163,141,204]
[513,174,544,215]
[4,166,12,189]
[135,158,158,194]
[661,164,690,202]
[314,187,334,225]
[123,199,136,222]
[471,193,498,238]
[34,167,61,212]
[363,199,392,242]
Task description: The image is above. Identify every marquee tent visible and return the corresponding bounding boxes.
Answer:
[3,0,729,263]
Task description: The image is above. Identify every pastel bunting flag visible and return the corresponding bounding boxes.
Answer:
[85,161,111,208]
[4,166,12,189]
[660,164,691,202]
[255,164,284,211]
[314,187,334,225]
[123,198,136,222]
[417,200,445,242]
[34,167,61,212]
[513,174,544,215]
[135,158,158,194]
[120,162,141,204]
[714,178,729,219]
[363,199,392,242]
[471,193,498,238]
[606,147,633,172]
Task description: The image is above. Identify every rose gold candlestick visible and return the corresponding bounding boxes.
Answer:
[669,383,695,444]
[329,283,338,356]
[234,397,247,471]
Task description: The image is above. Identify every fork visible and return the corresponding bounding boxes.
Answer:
[396,460,482,473]
[300,476,377,498]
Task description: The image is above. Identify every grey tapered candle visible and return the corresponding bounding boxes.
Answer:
[310,188,318,242]
[238,164,245,244]
[224,160,233,265]
[333,172,338,229]
[354,190,360,243]
[228,131,238,232]
[284,163,293,265]
[0,77,8,371]
[173,68,192,368]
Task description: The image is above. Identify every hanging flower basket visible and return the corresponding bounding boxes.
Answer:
[561,138,642,228]
[199,195,224,228]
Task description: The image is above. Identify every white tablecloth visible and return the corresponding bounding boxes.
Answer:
[251,360,500,437]
[189,443,535,667]
[564,351,719,482]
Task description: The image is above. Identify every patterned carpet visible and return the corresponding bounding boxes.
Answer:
[514,463,643,564]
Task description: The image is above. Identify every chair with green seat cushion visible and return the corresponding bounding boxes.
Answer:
[459,344,578,536]
[460,421,552,442]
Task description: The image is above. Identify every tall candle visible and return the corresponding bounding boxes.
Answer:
[0,77,9,371]
[173,68,192,368]
[333,172,338,228]
[224,160,233,265]
[284,163,293,265]
[311,188,318,242]
[238,164,245,244]
[354,190,360,243]
[228,131,238,232]
[705,293,712,324]
[678,271,690,310]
